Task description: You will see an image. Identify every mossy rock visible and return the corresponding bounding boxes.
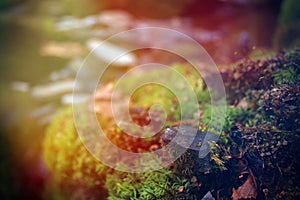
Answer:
[225,49,300,104]
[43,64,210,198]
[260,85,300,131]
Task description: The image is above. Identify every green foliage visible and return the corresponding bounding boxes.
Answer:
[106,168,176,200]
[273,49,300,85]
[168,49,300,199]
[201,105,251,132]
[273,66,300,85]
[208,141,230,171]
[222,107,242,131]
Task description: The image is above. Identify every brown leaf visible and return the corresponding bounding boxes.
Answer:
[178,186,184,193]
[232,169,257,200]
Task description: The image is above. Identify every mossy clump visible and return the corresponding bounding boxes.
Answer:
[226,49,300,104]
[223,49,300,199]
[100,64,210,152]
[119,64,210,123]
[162,48,300,199]
[43,107,109,199]
[260,85,300,131]
[43,64,211,198]
[43,51,300,199]
[169,137,232,199]
[105,168,177,200]
[237,123,300,199]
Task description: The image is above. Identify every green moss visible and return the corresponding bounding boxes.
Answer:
[105,160,177,200]
[118,64,210,124]
[226,49,300,104]
[43,64,209,195]
[43,50,300,199]
[202,105,251,132]
[272,50,300,85]
[248,49,276,60]
[260,85,300,131]
[273,68,300,84]
[43,107,108,198]
[223,49,300,199]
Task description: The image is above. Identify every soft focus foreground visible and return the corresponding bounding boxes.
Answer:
[0,0,299,200]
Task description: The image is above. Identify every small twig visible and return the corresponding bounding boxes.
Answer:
[248,168,258,189]
[276,163,283,175]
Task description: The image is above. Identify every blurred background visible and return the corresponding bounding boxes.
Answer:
[0,0,299,199]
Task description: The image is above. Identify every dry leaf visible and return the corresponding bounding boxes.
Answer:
[178,186,184,193]
[232,169,257,200]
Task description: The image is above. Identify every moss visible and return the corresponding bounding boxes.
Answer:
[43,64,212,198]
[237,122,300,199]
[43,107,109,199]
[248,49,276,60]
[260,85,300,131]
[202,105,251,132]
[105,168,177,200]
[273,67,300,85]
[160,125,234,199]
[223,49,300,199]
[118,64,210,124]
[100,106,164,153]
[226,49,300,104]
[43,53,300,199]
[170,48,300,199]
[105,155,179,200]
